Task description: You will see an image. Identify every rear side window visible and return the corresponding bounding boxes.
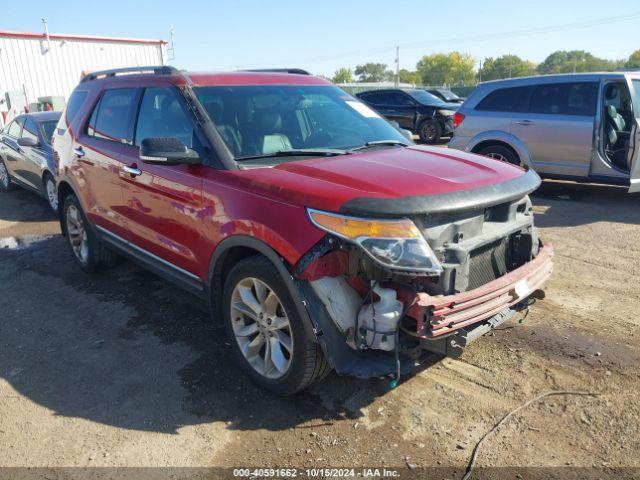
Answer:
[21,117,39,142]
[6,119,22,138]
[87,88,139,143]
[475,86,533,112]
[41,121,57,145]
[530,82,597,116]
[64,91,88,127]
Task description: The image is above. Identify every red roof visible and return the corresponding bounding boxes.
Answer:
[188,72,331,86]
[0,30,166,45]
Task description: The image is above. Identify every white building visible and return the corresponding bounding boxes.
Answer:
[0,29,166,118]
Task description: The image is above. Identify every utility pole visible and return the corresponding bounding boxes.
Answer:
[478,58,483,83]
[167,26,176,63]
[508,54,512,78]
[395,45,400,87]
[41,18,51,54]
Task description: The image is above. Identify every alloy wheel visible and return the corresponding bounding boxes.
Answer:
[66,204,89,263]
[230,277,294,379]
[485,152,508,162]
[46,177,58,211]
[0,162,9,189]
[421,122,437,142]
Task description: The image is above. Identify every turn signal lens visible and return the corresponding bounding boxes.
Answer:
[308,209,420,240]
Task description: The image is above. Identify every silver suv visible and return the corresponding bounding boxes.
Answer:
[449,73,640,193]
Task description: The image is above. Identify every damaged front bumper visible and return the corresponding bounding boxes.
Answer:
[408,243,554,338]
[297,244,554,379]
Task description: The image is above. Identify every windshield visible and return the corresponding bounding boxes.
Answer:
[407,89,447,106]
[194,85,407,160]
[40,121,58,145]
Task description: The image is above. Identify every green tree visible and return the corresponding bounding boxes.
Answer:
[332,67,354,84]
[480,55,536,81]
[537,50,623,74]
[416,52,476,86]
[398,69,420,85]
[626,50,640,69]
[354,63,390,82]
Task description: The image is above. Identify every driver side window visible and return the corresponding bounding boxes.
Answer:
[134,88,195,148]
[390,93,415,106]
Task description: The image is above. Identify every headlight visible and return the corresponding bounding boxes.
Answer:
[307,209,442,274]
[437,109,456,116]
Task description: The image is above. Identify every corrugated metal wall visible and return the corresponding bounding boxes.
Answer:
[0,35,165,105]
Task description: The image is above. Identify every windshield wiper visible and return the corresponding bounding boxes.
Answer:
[348,140,410,152]
[236,148,348,161]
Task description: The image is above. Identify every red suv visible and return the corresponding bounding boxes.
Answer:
[53,66,553,395]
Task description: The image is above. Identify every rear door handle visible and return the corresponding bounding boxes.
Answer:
[515,120,533,126]
[73,146,85,157]
[123,165,142,177]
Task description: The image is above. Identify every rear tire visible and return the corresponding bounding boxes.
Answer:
[0,158,16,192]
[43,172,58,212]
[62,194,117,272]
[418,119,442,144]
[222,255,330,395]
[478,144,521,166]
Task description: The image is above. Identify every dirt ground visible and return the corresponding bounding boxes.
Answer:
[1,181,639,479]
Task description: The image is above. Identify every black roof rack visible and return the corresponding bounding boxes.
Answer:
[81,66,180,83]
[242,68,310,75]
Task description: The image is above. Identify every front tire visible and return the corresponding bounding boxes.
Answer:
[62,194,117,272]
[222,255,330,395]
[0,158,16,192]
[418,118,442,144]
[478,144,521,166]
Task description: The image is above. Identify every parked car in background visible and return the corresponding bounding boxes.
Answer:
[449,73,640,192]
[0,111,62,210]
[356,88,458,144]
[427,88,465,104]
[53,66,552,395]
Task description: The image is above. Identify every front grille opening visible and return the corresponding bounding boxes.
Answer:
[484,203,510,222]
[467,233,534,291]
[467,238,510,290]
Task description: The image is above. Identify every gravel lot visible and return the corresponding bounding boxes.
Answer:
[1,181,639,478]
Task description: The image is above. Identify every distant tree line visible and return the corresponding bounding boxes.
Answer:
[331,49,640,85]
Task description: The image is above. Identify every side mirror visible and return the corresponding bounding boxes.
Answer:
[18,137,38,147]
[139,137,200,165]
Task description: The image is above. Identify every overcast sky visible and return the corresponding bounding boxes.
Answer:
[4,0,640,76]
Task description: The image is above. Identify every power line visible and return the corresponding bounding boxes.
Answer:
[234,11,640,69]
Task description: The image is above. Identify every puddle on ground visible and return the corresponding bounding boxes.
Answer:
[0,235,53,250]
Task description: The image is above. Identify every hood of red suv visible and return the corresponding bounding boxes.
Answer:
[236,146,540,216]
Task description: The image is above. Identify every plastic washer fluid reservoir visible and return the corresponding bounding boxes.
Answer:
[357,285,404,351]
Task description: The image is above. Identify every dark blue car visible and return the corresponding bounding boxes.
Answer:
[0,111,61,211]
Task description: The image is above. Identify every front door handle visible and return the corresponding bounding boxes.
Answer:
[73,146,85,157]
[123,165,142,177]
[515,120,533,126]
